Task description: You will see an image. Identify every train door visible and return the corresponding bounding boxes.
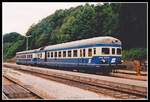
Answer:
[79,49,84,66]
[45,51,47,62]
[78,48,86,71]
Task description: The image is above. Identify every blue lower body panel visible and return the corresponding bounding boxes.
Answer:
[16,56,123,73]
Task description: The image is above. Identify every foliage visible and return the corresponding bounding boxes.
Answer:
[122,48,147,60]
[3,3,147,60]
[3,32,24,43]
[24,3,122,48]
[3,32,26,61]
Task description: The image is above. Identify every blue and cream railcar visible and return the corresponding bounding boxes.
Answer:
[16,36,123,72]
[43,36,122,69]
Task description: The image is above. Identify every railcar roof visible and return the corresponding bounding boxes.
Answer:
[16,36,121,54]
[16,49,39,54]
[44,36,121,51]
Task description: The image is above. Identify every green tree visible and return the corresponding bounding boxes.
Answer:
[122,48,147,60]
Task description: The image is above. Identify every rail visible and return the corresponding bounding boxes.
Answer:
[3,76,42,99]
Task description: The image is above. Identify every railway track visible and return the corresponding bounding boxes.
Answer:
[19,70,145,99]
[2,76,42,99]
[3,64,147,99]
[2,93,8,100]
[78,67,147,81]
[113,69,147,76]
[82,70,147,81]
[4,63,147,81]
[109,70,147,81]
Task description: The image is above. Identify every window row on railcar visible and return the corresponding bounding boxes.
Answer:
[45,47,121,59]
[101,47,122,55]
[16,54,26,58]
[26,54,32,58]
[16,47,121,60]
[16,54,32,59]
[45,47,96,58]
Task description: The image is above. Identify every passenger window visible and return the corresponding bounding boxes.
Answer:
[63,51,66,57]
[83,49,85,57]
[68,50,72,57]
[102,48,110,54]
[80,49,82,57]
[93,48,96,55]
[88,48,92,57]
[54,52,57,57]
[73,50,78,57]
[51,52,53,58]
[58,51,61,57]
[117,48,121,55]
[112,48,115,55]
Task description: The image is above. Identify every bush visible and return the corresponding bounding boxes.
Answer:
[122,48,147,60]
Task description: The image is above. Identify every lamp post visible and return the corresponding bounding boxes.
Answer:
[25,35,31,50]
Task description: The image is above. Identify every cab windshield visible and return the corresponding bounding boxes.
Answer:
[117,48,122,55]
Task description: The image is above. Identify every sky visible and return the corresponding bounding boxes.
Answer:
[2,2,102,36]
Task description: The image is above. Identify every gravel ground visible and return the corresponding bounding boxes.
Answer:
[3,68,114,100]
